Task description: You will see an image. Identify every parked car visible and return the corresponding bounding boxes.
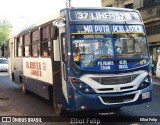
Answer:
[0,58,8,72]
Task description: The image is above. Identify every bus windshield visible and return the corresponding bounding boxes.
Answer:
[72,34,149,69]
[71,24,149,70]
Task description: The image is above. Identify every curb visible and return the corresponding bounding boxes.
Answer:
[152,76,160,83]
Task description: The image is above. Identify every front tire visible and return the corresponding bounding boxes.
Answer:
[54,103,63,115]
[22,81,30,95]
[54,103,69,116]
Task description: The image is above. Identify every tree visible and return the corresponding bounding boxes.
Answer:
[0,20,12,45]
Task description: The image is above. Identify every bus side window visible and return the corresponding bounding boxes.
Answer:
[17,37,23,57]
[41,26,51,57]
[23,33,30,57]
[31,29,39,57]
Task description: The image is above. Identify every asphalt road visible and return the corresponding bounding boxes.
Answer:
[0,72,160,125]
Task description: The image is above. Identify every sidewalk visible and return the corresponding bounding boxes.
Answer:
[152,75,160,85]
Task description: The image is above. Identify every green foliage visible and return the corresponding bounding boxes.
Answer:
[0,20,12,45]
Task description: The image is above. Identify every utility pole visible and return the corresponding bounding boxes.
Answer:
[66,0,72,7]
[69,0,71,7]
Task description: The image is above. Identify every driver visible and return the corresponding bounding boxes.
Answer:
[74,47,80,61]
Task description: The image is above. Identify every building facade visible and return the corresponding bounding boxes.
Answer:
[102,0,160,75]
[101,0,133,8]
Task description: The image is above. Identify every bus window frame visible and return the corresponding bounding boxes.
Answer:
[17,36,23,57]
[31,29,40,57]
[14,38,17,57]
[40,26,51,57]
[61,33,66,62]
[23,33,30,57]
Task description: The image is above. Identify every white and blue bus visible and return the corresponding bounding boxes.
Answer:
[9,7,152,115]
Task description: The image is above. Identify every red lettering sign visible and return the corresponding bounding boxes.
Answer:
[26,61,43,77]
[31,70,42,77]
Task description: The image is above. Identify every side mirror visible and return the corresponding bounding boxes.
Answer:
[51,26,58,40]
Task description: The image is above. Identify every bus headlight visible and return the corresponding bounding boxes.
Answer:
[70,78,95,94]
[138,76,150,90]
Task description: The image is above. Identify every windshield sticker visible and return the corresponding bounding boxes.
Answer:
[97,61,114,70]
[118,60,128,69]
[140,59,147,65]
[83,35,104,38]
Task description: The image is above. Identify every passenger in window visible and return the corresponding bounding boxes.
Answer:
[32,51,37,57]
[43,50,48,57]
[33,53,37,56]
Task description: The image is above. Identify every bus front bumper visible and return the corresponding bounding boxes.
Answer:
[68,86,152,112]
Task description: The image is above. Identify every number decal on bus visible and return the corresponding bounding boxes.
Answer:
[76,12,89,19]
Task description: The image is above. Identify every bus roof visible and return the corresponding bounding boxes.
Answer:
[10,12,59,37]
[61,7,139,13]
[11,7,140,37]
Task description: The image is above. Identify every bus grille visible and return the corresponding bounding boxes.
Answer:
[91,74,139,85]
[101,94,135,103]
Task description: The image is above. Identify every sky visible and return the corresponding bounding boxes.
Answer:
[0,0,101,33]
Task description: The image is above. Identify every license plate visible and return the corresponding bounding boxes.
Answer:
[142,92,150,99]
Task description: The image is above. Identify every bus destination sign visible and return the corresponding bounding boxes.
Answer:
[70,10,141,22]
[71,25,144,33]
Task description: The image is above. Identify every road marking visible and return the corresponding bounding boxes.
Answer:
[0,97,9,107]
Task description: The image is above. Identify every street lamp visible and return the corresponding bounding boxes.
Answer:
[63,0,72,7]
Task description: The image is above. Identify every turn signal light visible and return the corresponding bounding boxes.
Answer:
[81,106,87,110]
[71,78,78,83]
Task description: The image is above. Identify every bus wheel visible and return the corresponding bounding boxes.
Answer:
[22,82,30,95]
[54,103,65,115]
